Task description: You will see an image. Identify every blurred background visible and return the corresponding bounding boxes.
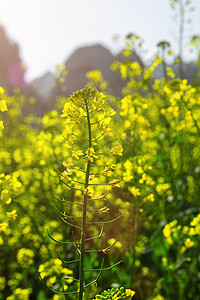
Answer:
[1,1,200,299]
[0,0,200,114]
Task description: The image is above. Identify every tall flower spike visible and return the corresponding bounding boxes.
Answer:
[45,87,123,299]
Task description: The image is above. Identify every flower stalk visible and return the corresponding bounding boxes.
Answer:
[79,97,92,300]
[41,87,123,298]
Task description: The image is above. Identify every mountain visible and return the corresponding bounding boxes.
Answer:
[31,44,144,112]
[63,45,115,96]
[0,25,144,115]
[0,25,27,93]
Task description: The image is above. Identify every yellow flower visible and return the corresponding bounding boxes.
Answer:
[180,246,186,254]
[162,257,168,265]
[0,121,4,130]
[110,145,123,156]
[190,213,200,226]
[184,238,194,248]
[6,210,17,220]
[126,289,136,297]
[72,150,83,160]
[62,161,73,172]
[163,224,173,244]
[128,186,140,197]
[101,125,113,137]
[100,206,109,213]
[84,187,95,197]
[0,87,4,94]
[146,193,155,202]
[60,171,71,181]
[101,169,113,177]
[106,159,115,169]
[137,166,143,174]
[91,92,105,111]
[101,159,115,176]
[61,102,83,123]
[0,100,7,112]
[46,276,57,286]
[182,226,189,234]
[86,147,98,162]
[1,189,12,204]
[53,295,60,300]
[108,238,122,249]
[68,90,85,107]
[0,276,6,291]
[0,223,7,232]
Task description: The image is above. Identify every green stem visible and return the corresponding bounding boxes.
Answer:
[79,98,92,300]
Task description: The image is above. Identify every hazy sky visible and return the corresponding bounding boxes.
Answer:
[0,0,200,82]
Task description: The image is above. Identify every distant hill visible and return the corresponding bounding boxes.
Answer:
[2,22,198,116]
[0,25,27,92]
[31,44,145,112]
[0,25,144,115]
[58,44,144,97]
[63,45,115,96]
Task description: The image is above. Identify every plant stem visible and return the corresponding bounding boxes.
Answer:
[79,98,92,300]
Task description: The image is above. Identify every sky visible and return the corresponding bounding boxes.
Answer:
[0,0,200,82]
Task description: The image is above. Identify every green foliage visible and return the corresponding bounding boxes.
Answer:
[1,28,200,299]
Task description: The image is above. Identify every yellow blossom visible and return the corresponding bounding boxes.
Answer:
[162,257,168,265]
[106,159,115,169]
[0,87,4,94]
[91,92,105,111]
[182,226,189,234]
[0,276,6,291]
[84,187,95,197]
[126,289,136,297]
[180,246,186,254]
[101,125,113,137]
[184,238,194,248]
[101,159,116,176]
[190,213,200,226]
[128,186,140,197]
[146,193,155,202]
[72,150,83,160]
[0,100,7,112]
[62,161,73,173]
[100,206,109,213]
[86,147,98,162]
[60,171,71,181]
[0,121,4,130]
[0,223,7,232]
[1,189,12,204]
[101,169,113,177]
[163,224,173,244]
[6,210,17,220]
